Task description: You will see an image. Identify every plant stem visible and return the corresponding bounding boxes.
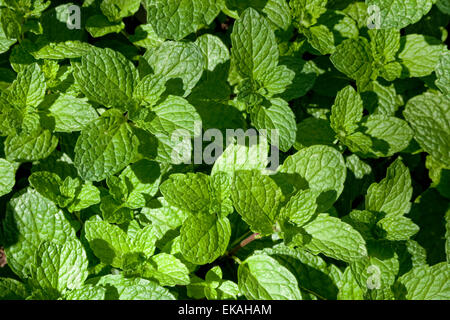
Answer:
[228,230,252,249]
[228,233,261,257]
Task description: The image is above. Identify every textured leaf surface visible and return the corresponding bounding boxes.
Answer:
[238,254,302,300]
[3,189,76,278]
[145,41,205,96]
[6,63,45,108]
[366,158,412,217]
[398,35,445,78]
[0,158,17,197]
[331,37,375,88]
[140,96,201,163]
[146,0,224,40]
[180,213,231,265]
[74,110,139,181]
[31,240,89,294]
[88,274,175,300]
[84,220,132,268]
[366,0,434,29]
[231,8,278,81]
[160,173,211,214]
[330,86,363,136]
[232,170,283,235]
[435,51,449,95]
[404,93,450,167]
[142,253,190,286]
[279,145,346,212]
[250,98,296,152]
[44,94,98,133]
[395,263,450,300]
[5,128,58,162]
[303,214,368,262]
[72,48,138,110]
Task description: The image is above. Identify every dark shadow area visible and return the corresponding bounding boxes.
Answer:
[408,188,448,265]
[270,250,339,300]
[89,239,116,266]
[129,159,161,184]
[270,172,309,199]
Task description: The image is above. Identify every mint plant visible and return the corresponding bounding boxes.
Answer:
[0,0,449,301]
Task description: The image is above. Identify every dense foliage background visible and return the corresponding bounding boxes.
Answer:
[0,0,449,300]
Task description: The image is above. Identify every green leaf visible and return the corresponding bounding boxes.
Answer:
[42,94,98,132]
[330,85,363,136]
[258,65,295,98]
[210,172,234,217]
[280,189,318,227]
[5,128,58,162]
[121,160,161,208]
[0,158,17,196]
[146,0,224,40]
[211,137,269,178]
[29,41,93,60]
[3,189,77,278]
[66,181,101,213]
[279,57,317,101]
[137,96,201,163]
[398,34,446,78]
[366,158,412,217]
[303,214,368,262]
[250,98,296,152]
[129,24,164,49]
[133,73,166,107]
[303,24,336,55]
[140,197,188,239]
[338,267,364,300]
[294,118,336,150]
[74,110,139,181]
[238,254,302,300]
[377,216,419,241]
[144,41,205,97]
[361,80,403,116]
[231,8,279,81]
[160,172,211,214]
[132,225,159,257]
[64,286,107,300]
[394,262,450,300]
[30,240,89,295]
[29,171,67,205]
[404,92,450,167]
[100,195,133,224]
[349,240,399,294]
[290,0,327,28]
[346,115,413,158]
[87,274,175,300]
[232,170,283,235]
[278,145,347,212]
[141,253,190,286]
[180,213,231,265]
[84,220,132,268]
[368,28,400,63]
[330,37,375,89]
[85,14,125,38]
[256,244,343,300]
[365,0,434,29]
[72,47,138,110]
[435,51,450,95]
[6,63,45,108]
[0,278,29,300]
[0,23,16,54]
[225,0,291,30]
[100,0,141,22]
[194,34,230,72]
